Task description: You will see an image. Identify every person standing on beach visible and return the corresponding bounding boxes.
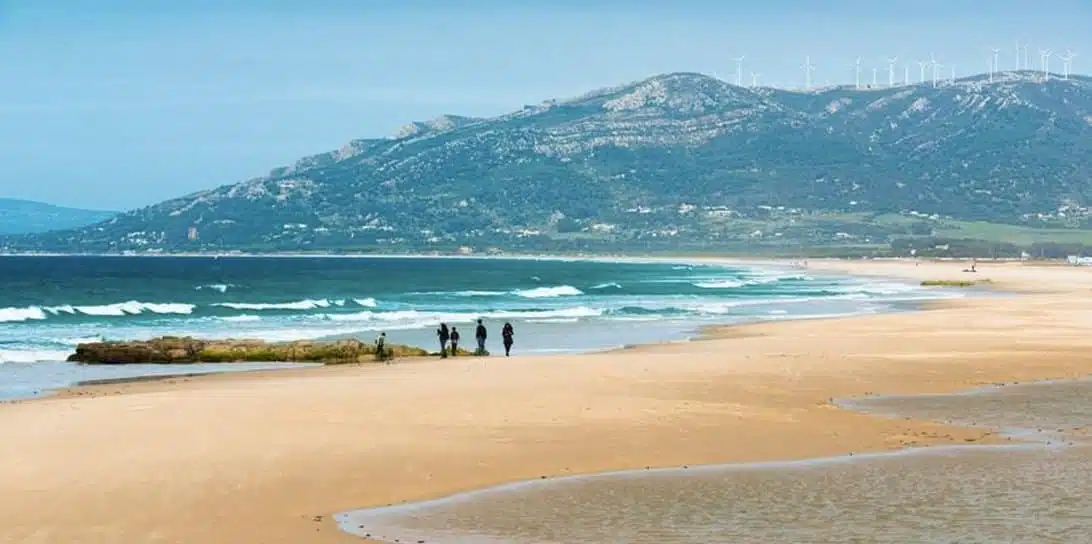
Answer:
[450,327,460,356]
[475,319,488,355]
[501,321,514,357]
[375,332,388,362]
[437,323,450,358]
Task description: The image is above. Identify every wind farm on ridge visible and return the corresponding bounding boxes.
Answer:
[729,43,1081,91]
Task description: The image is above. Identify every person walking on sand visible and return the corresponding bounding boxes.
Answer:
[501,321,514,357]
[437,323,450,358]
[475,319,488,355]
[450,327,460,356]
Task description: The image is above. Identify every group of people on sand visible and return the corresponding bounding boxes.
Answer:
[373,319,515,361]
[437,319,515,358]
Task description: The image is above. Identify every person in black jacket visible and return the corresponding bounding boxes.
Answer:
[475,319,488,355]
[437,323,450,358]
[501,322,514,357]
[450,327,460,356]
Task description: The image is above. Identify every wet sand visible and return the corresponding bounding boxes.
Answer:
[339,379,1092,543]
[1,259,1092,542]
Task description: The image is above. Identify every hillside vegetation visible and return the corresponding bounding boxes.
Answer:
[6,71,1092,257]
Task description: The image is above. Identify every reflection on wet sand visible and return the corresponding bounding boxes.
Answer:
[338,379,1092,543]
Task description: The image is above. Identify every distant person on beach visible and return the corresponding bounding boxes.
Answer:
[502,321,514,357]
[437,323,450,358]
[375,332,388,362]
[475,319,488,355]
[450,327,460,356]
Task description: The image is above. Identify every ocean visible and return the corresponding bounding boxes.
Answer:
[0,255,954,400]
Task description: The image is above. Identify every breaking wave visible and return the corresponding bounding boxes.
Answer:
[513,285,584,298]
[195,283,234,293]
[1,301,196,322]
[442,287,584,298]
[213,299,344,311]
[0,307,48,323]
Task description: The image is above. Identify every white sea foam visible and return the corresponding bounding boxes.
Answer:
[694,280,745,289]
[213,299,334,311]
[316,306,603,326]
[513,285,584,298]
[591,282,622,289]
[695,273,814,289]
[731,270,815,285]
[196,283,234,293]
[69,301,196,316]
[835,281,919,296]
[490,306,602,319]
[602,315,662,322]
[55,335,104,345]
[0,306,48,323]
[447,290,507,297]
[0,348,72,363]
[218,315,261,322]
[1,301,195,321]
[353,298,378,308]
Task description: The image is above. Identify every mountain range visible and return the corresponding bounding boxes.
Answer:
[4,70,1092,255]
[0,199,116,236]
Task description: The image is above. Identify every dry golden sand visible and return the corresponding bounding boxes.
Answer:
[2,259,1092,543]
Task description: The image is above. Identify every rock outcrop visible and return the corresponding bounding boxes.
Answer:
[66,336,435,364]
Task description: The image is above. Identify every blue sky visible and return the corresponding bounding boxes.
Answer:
[1,0,1090,210]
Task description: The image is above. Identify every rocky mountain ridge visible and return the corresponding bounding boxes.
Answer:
[6,70,1092,254]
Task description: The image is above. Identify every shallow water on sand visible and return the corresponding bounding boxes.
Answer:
[338,379,1092,543]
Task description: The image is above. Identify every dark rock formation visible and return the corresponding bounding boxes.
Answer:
[66,336,434,364]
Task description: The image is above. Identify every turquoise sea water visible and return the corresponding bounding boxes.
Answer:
[0,255,955,400]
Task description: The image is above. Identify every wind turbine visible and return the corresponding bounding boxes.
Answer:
[917,60,928,84]
[950,64,957,82]
[855,57,862,89]
[930,53,943,87]
[872,67,878,87]
[990,47,1001,82]
[1059,49,1077,80]
[733,55,746,86]
[1040,49,1052,80]
[904,64,910,85]
[751,72,761,88]
[887,56,898,86]
[803,56,815,89]
[1016,40,1022,70]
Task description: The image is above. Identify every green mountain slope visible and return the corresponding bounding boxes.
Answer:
[5,71,1092,255]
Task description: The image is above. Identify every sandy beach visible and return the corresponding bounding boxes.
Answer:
[2,258,1092,543]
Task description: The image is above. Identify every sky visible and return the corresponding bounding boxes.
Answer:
[1,0,1090,211]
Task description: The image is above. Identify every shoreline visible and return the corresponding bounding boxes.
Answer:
[2,258,1092,542]
[0,256,943,402]
[21,280,944,403]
